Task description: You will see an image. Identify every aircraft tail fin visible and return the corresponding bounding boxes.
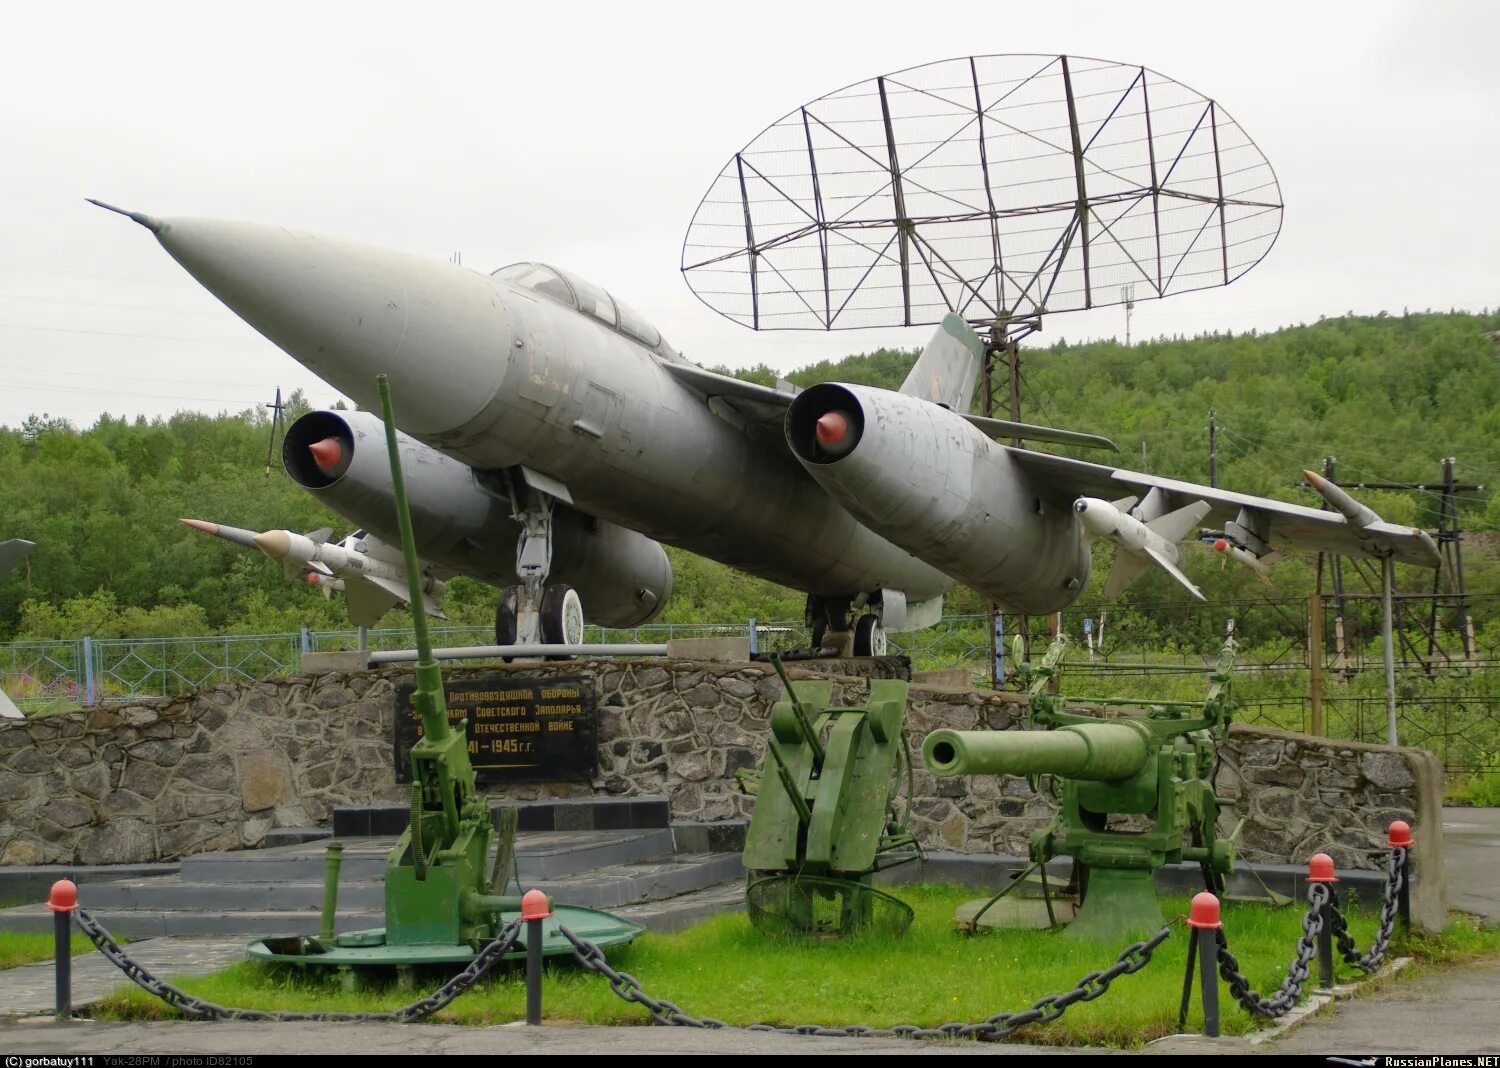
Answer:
[899,313,984,412]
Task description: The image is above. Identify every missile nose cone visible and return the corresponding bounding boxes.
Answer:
[1073,499,1089,514]
[1214,538,1228,552]
[308,437,343,469]
[815,411,850,447]
[252,530,292,559]
[179,518,219,536]
[1303,469,1326,490]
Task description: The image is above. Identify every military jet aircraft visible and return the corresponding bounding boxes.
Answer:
[94,203,1440,653]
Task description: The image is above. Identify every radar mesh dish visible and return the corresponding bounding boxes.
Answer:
[682,54,1282,331]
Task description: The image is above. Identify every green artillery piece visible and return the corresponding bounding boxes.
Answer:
[922,632,1240,943]
[248,375,641,973]
[741,657,920,938]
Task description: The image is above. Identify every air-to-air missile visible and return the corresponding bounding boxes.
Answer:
[179,517,442,626]
[180,518,344,593]
[249,527,446,620]
[1303,468,1382,528]
[1072,496,1212,600]
[1209,537,1275,581]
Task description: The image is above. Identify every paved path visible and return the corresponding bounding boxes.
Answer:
[0,810,1494,1055]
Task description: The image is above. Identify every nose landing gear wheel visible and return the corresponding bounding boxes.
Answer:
[853,614,886,657]
[540,584,584,658]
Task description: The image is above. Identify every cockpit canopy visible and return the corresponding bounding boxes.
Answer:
[492,263,674,357]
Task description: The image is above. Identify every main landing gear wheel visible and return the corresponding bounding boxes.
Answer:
[540,584,584,658]
[853,614,886,657]
[495,586,520,646]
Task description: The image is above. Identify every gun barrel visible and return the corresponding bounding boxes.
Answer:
[923,722,1151,782]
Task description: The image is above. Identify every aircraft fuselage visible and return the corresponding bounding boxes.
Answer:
[149,218,952,606]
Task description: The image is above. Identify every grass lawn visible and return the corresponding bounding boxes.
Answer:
[0,930,98,970]
[88,884,1500,1047]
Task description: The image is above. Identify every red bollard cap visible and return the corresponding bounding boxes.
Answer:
[47,879,77,913]
[520,889,552,922]
[1307,853,1339,883]
[1188,891,1222,929]
[1388,820,1413,848]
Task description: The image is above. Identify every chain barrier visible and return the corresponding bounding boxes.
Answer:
[74,906,522,1022]
[558,922,1172,1041]
[1330,846,1405,973]
[1214,881,1328,1018]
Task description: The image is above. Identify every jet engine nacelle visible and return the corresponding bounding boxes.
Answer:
[785,384,1089,615]
[283,410,671,627]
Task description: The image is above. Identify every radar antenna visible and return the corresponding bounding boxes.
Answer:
[682,53,1282,338]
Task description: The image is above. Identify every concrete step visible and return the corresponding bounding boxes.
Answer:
[63,850,743,915]
[519,851,745,911]
[0,903,388,940]
[179,828,675,883]
[0,853,745,938]
[57,852,744,918]
[331,795,671,837]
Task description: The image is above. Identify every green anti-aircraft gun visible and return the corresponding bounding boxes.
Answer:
[740,658,921,938]
[922,631,1241,942]
[248,375,640,973]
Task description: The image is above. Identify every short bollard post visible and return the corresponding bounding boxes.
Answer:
[1389,820,1413,931]
[1307,853,1338,990]
[521,889,552,1026]
[1187,892,1222,1038]
[48,879,78,1021]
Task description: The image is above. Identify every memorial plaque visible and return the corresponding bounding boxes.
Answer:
[394,674,596,783]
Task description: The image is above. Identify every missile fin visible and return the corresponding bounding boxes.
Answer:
[1103,550,1153,598]
[1110,495,1139,515]
[1145,500,1212,544]
[343,574,404,628]
[306,527,333,545]
[1144,545,1207,601]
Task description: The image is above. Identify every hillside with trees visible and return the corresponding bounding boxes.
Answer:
[3,311,1498,641]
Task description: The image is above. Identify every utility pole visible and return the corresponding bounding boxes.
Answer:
[981,316,1041,685]
[1208,409,1217,488]
[1326,460,1481,669]
[1307,457,1481,675]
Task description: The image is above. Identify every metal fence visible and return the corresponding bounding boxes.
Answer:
[3,607,1495,779]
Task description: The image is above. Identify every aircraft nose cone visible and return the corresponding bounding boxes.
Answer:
[815,411,850,447]
[308,436,343,470]
[147,218,510,435]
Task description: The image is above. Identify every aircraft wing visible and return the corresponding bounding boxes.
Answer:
[661,361,1116,454]
[1009,449,1441,567]
[659,362,798,452]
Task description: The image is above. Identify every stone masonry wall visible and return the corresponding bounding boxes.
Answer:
[0,660,1441,876]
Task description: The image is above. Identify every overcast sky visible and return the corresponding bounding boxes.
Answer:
[1,0,1495,429]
